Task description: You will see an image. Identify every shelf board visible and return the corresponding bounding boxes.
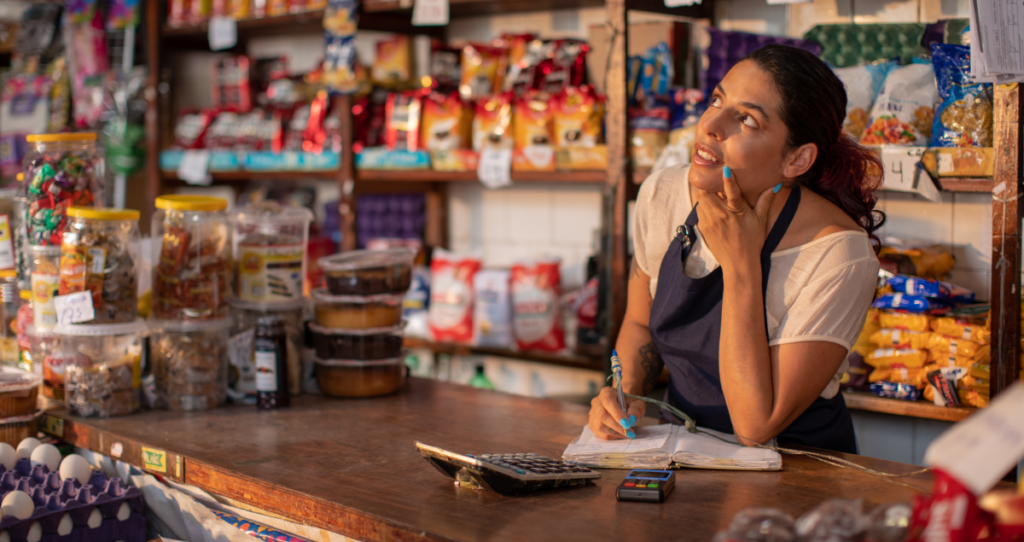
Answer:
[161,9,441,43]
[935,177,993,192]
[160,169,339,184]
[842,391,976,423]
[163,10,325,36]
[404,337,605,372]
[357,169,605,183]
[363,0,712,18]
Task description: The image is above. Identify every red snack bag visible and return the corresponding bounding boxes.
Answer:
[429,250,482,344]
[908,469,994,542]
[511,258,565,352]
[385,90,424,152]
[460,43,508,100]
[172,109,215,150]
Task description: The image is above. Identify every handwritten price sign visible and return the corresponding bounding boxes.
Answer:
[412,0,448,26]
[477,147,513,189]
[53,291,95,326]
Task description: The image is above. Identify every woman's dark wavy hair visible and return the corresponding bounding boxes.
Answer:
[743,44,885,249]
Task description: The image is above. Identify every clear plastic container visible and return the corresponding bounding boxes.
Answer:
[152,195,231,322]
[315,354,407,397]
[232,202,313,307]
[0,188,21,277]
[28,246,61,331]
[320,248,416,296]
[23,325,57,386]
[58,319,146,417]
[22,133,103,247]
[309,323,404,360]
[151,319,231,411]
[58,207,140,324]
[311,289,404,329]
[229,299,307,398]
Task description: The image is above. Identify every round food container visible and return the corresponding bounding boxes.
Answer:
[0,369,41,418]
[229,299,307,398]
[151,319,231,411]
[28,246,61,331]
[320,248,416,296]
[232,202,313,308]
[309,323,404,360]
[56,318,147,417]
[22,133,103,247]
[152,195,231,321]
[315,354,407,397]
[311,289,403,329]
[58,207,140,324]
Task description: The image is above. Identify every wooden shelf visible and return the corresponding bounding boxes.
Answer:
[842,391,977,423]
[935,177,993,192]
[160,169,339,184]
[404,337,605,372]
[161,9,441,42]
[357,169,606,183]
[363,0,712,18]
[163,10,325,36]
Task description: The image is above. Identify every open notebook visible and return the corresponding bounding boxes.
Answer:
[562,424,782,471]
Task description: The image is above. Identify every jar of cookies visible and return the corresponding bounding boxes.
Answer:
[22,133,103,247]
[58,208,140,324]
[57,318,146,417]
[231,202,313,308]
[28,246,61,331]
[151,319,231,411]
[152,195,231,322]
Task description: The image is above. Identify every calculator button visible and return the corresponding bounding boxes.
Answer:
[624,483,635,487]
[647,483,659,488]
[515,469,526,475]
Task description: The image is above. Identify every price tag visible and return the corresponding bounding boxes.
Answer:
[208,16,238,51]
[53,291,95,326]
[925,382,1024,495]
[880,146,940,202]
[178,150,211,185]
[412,0,448,26]
[477,147,513,189]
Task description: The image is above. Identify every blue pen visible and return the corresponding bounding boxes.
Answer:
[610,350,634,436]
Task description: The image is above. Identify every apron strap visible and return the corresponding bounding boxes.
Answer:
[760,186,801,337]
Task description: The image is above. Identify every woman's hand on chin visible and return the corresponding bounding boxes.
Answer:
[695,166,779,275]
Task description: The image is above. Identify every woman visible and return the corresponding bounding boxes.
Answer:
[589,44,882,453]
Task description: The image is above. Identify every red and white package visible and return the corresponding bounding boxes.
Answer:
[908,469,994,542]
[511,258,565,352]
[429,250,482,344]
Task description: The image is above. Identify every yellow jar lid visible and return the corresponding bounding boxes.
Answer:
[16,173,23,182]
[19,290,30,301]
[155,195,227,212]
[26,133,97,143]
[67,207,140,221]
[0,270,16,279]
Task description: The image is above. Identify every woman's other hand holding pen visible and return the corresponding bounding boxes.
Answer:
[589,387,647,440]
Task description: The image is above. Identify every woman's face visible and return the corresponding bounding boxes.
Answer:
[688,60,793,198]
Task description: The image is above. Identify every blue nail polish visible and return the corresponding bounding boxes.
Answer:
[773,183,782,193]
[723,166,732,178]
[629,415,637,425]
[627,430,636,439]
[620,418,630,429]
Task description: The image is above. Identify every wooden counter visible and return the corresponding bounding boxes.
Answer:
[45,379,932,542]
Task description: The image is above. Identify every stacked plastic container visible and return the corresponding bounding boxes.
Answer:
[150,195,233,412]
[312,248,414,397]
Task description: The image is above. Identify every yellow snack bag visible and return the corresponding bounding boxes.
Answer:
[852,312,881,357]
[372,36,413,88]
[421,92,471,152]
[552,86,602,148]
[472,94,513,151]
[460,43,507,100]
[512,92,555,172]
[865,348,928,368]
[868,365,932,387]
[925,350,974,368]
[878,312,932,332]
[931,317,986,342]
[870,328,927,349]
[924,334,982,358]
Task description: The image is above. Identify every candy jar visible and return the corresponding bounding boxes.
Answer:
[151,319,231,411]
[22,133,103,247]
[57,318,147,417]
[151,195,231,322]
[58,208,140,324]
[231,201,312,308]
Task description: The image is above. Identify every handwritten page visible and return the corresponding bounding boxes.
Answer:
[673,427,782,470]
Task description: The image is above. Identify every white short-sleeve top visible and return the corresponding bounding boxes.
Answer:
[633,165,879,399]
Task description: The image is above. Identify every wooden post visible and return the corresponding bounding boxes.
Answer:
[336,94,357,251]
[144,0,161,216]
[990,83,1023,399]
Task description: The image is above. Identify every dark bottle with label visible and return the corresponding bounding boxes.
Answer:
[255,315,290,409]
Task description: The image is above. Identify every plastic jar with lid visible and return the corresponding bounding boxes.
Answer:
[152,195,231,322]
[151,319,231,411]
[58,207,140,324]
[22,133,103,247]
[231,201,313,308]
[0,270,17,367]
[28,245,61,331]
[56,318,147,417]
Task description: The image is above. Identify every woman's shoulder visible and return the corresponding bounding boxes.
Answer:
[777,188,870,252]
[637,164,691,207]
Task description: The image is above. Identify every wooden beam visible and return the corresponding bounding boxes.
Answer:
[604,0,629,366]
[144,0,161,215]
[337,94,357,252]
[990,83,1023,399]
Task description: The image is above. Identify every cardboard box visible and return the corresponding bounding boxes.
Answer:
[920,147,994,178]
[587,21,693,95]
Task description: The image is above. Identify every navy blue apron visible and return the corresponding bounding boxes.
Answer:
[649,186,857,454]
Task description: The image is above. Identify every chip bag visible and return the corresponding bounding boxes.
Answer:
[428,250,482,344]
[511,258,564,352]
[865,348,928,368]
[420,92,470,152]
[869,365,935,388]
[552,86,602,148]
[460,43,507,100]
[472,93,513,151]
[931,317,986,342]
[384,91,423,152]
[833,59,899,139]
[870,328,928,349]
[877,311,932,332]
[512,92,555,171]
[872,293,950,314]
[930,44,993,148]
[924,334,982,358]
[859,64,937,146]
[629,104,669,168]
[372,35,413,88]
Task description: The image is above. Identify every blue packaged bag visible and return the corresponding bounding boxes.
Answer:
[871,293,951,313]
[886,275,976,304]
[929,44,993,147]
[869,381,922,402]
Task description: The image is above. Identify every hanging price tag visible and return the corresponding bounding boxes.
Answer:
[477,147,513,189]
[412,0,448,26]
[53,291,95,326]
[880,146,940,202]
[178,150,211,185]
[209,16,238,51]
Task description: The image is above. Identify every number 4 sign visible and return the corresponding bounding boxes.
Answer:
[412,0,448,26]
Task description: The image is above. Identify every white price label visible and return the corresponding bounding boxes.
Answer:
[412,0,448,26]
[177,150,211,185]
[880,146,940,202]
[208,16,238,51]
[477,147,513,189]
[53,291,95,326]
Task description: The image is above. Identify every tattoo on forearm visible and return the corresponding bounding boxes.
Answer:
[639,341,665,395]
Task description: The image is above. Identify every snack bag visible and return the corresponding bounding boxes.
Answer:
[629,105,669,168]
[385,91,423,152]
[472,94,513,151]
[878,311,932,332]
[420,92,470,152]
[872,293,950,314]
[428,250,482,344]
[511,258,564,352]
[372,36,413,88]
[869,365,935,388]
[930,44,993,147]
[501,33,537,70]
[430,43,461,93]
[322,0,360,95]
[870,328,927,349]
[865,348,928,368]
[924,334,982,358]
[859,64,937,146]
[931,317,986,342]
[473,269,512,348]
[460,43,507,100]
[552,86,601,148]
[833,59,900,139]
[512,92,555,171]
[869,380,921,401]
[887,275,975,304]
[877,243,956,278]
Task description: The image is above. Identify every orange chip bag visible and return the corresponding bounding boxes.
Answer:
[931,317,986,342]
[512,92,555,171]
[373,36,413,88]
[421,92,471,152]
[460,43,507,100]
[870,328,927,349]
[878,311,932,332]
[924,334,982,357]
[473,94,513,151]
[868,365,933,387]
[926,350,974,368]
[865,348,928,368]
[552,86,602,148]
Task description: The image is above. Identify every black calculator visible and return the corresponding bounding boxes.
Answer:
[616,470,675,502]
[416,442,601,496]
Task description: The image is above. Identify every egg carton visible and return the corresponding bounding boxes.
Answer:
[0,459,144,542]
[802,23,927,68]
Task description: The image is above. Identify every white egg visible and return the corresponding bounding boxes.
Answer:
[58,454,92,485]
[1,490,35,520]
[57,514,73,536]
[87,508,102,528]
[25,522,40,542]
[15,438,40,460]
[29,444,60,472]
[0,530,8,542]
[117,502,131,521]
[0,443,15,470]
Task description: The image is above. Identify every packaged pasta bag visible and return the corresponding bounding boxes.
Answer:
[927,350,974,369]
[629,102,669,168]
[429,250,482,344]
[511,258,564,352]
[869,364,936,388]
[930,44,993,147]
[887,275,975,304]
[460,43,507,100]
[552,86,602,148]
[472,93,513,151]
[420,91,470,152]
[859,63,937,146]
[833,59,899,139]
[877,311,932,332]
[865,348,928,368]
[512,92,555,171]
